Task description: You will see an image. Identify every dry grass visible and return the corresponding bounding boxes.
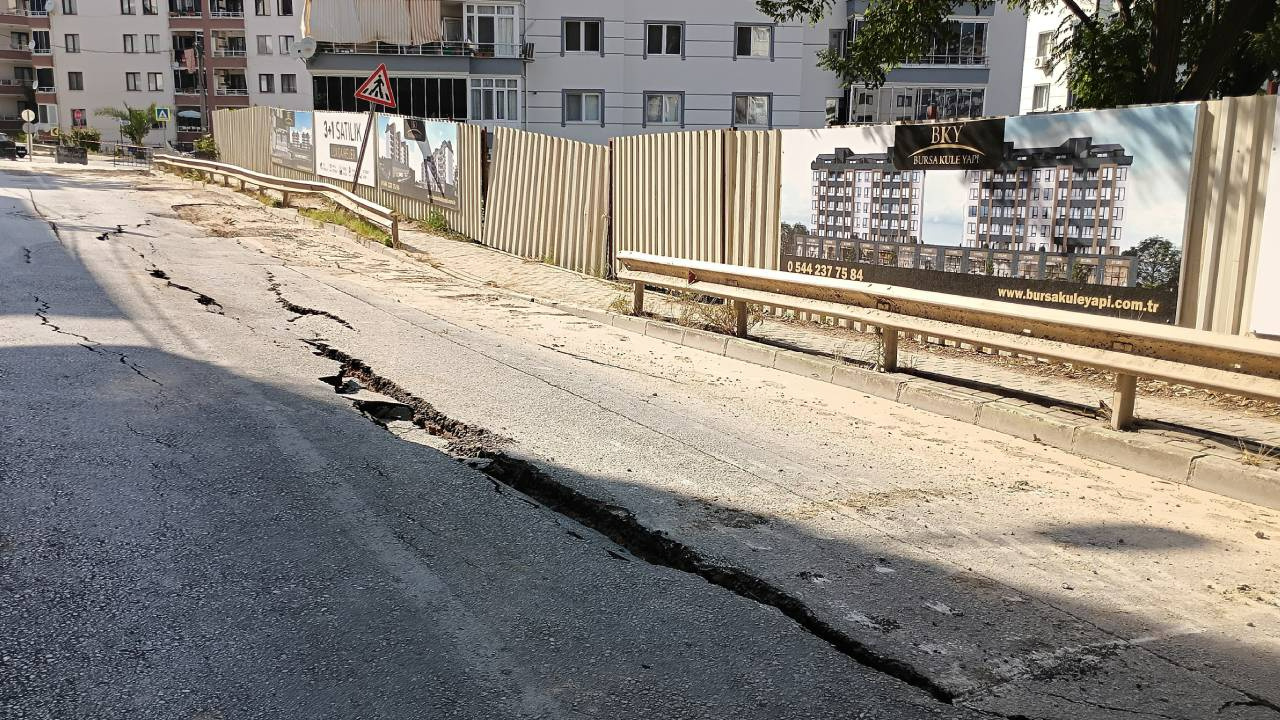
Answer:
[1240,442,1278,468]
[299,205,392,247]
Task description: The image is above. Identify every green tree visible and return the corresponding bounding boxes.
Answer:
[1122,235,1182,291]
[756,0,1280,109]
[95,103,156,146]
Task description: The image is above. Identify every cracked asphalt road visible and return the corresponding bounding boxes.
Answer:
[1,165,1278,719]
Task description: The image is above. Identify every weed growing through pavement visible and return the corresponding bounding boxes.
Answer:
[1240,441,1278,467]
[299,205,392,247]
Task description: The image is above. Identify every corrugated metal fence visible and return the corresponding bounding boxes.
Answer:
[1180,95,1277,335]
[481,127,610,276]
[210,101,1277,337]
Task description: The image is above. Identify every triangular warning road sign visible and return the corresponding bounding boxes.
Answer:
[355,63,397,109]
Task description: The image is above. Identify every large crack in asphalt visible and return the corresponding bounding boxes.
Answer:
[145,268,224,314]
[302,339,958,706]
[33,295,162,386]
[266,271,354,330]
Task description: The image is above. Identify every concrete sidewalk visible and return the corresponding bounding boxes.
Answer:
[388,227,1280,502]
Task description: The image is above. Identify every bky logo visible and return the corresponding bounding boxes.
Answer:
[892,118,1006,170]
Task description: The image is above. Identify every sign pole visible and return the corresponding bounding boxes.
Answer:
[350,111,375,193]
[349,63,397,192]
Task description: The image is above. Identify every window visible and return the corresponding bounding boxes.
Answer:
[256,35,271,54]
[563,18,601,54]
[465,4,518,58]
[32,30,50,54]
[277,35,292,54]
[38,104,57,125]
[67,71,83,90]
[1035,31,1052,60]
[564,90,602,125]
[148,72,163,91]
[644,92,682,126]
[470,77,519,121]
[277,0,292,15]
[125,72,141,91]
[1032,84,1050,112]
[61,0,76,14]
[254,0,266,13]
[143,0,157,13]
[71,109,87,127]
[646,23,682,56]
[10,32,28,51]
[64,34,79,53]
[120,0,134,13]
[281,73,296,93]
[733,93,771,127]
[258,73,274,92]
[145,34,160,53]
[914,87,984,120]
[735,24,771,58]
[123,34,137,53]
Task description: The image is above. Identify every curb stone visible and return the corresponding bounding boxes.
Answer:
[586,312,1280,512]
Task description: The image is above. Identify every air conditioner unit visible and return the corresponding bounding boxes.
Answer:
[1033,56,1047,69]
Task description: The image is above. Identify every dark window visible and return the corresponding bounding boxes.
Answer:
[67,71,83,90]
[735,25,771,58]
[277,0,291,15]
[646,23,681,56]
[564,19,601,53]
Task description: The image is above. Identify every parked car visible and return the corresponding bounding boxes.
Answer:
[0,133,28,160]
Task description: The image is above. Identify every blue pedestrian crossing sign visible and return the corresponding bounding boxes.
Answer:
[155,106,172,123]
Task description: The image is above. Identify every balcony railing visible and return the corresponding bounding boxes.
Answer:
[214,87,248,95]
[175,86,200,94]
[34,84,53,92]
[169,9,201,17]
[31,47,51,55]
[212,48,246,56]
[316,40,533,60]
[209,10,242,17]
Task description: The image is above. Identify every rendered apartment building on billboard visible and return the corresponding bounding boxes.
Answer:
[963,137,1134,255]
[796,141,1137,288]
[810,148,925,245]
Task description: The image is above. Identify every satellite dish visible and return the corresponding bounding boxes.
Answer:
[293,37,317,59]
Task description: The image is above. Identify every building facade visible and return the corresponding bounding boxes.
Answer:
[1,0,311,147]
[962,136,1132,256]
[304,0,846,144]
[837,1,1027,124]
[810,148,925,245]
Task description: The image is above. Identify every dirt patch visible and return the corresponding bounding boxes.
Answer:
[174,203,299,239]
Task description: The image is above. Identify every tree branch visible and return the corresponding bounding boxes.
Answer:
[1177,0,1279,100]
[1149,0,1184,102]
[1060,0,1096,26]
[1117,0,1133,24]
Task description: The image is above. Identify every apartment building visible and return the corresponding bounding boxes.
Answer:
[1,0,310,148]
[304,0,846,144]
[809,148,925,245]
[837,1,1026,123]
[1020,1,1117,114]
[0,2,37,135]
[962,136,1132,257]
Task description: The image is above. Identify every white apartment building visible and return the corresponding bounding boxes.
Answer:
[1019,1,1114,114]
[840,1,1027,123]
[305,0,846,144]
[1,0,311,148]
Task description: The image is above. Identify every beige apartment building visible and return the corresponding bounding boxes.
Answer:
[0,0,310,148]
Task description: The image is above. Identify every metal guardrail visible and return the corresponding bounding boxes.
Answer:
[152,154,400,247]
[616,252,1280,431]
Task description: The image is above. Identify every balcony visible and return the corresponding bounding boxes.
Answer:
[214,87,247,95]
[0,78,31,95]
[209,10,242,17]
[315,40,534,61]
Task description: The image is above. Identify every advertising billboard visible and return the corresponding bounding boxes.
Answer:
[270,109,314,173]
[375,114,459,207]
[779,104,1201,323]
[314,111,375,187]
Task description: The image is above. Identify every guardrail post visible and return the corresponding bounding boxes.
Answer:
[732,299,749,337]
[280,190,291,208]
[880,326,899,372]
[1111,373,1137,431]
[390,216,400,249]
[632,281,645,315]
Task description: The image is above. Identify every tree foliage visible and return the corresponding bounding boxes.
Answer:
[1122,236,1182,291]
[756,0,1280,109]
[95,104,156,147]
